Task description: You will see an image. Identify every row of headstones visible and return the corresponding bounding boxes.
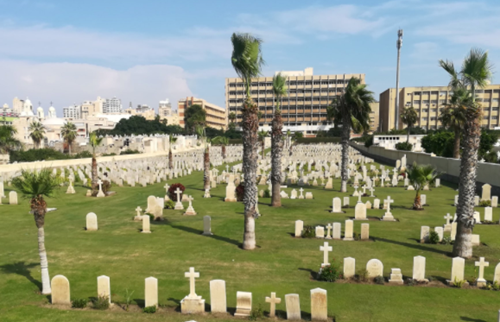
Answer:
[455,195,499,207]
[331,195,397,222]
[50,275,330,320]
[420,224,482,246]
[295,220,370,241]
[1,190,17,204]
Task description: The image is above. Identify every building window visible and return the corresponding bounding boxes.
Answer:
[439,91,447,96]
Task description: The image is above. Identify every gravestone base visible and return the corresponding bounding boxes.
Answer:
[180,297,205,314]
[443,224,451,232]
[224,198,237,202]
[202,231,213,236]
[381,213,396,221]
[174,202,184,210]
[134,216,142,222]
[342,237,354,241]
[476,278,487,287]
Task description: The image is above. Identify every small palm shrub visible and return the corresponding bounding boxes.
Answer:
[92,296,110,310]
[72,298,87,308]
[164,200,175,209]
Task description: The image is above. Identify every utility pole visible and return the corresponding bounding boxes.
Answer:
[395,29,403,130]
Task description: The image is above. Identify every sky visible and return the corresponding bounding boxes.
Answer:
[1,0,500,115]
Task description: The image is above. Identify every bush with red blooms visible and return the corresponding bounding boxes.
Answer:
[168,183,186,201]
[236,182,245,202]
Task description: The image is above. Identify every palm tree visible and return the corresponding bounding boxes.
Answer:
[213,136,229,159]
[327,77,375,192]
[28,121,46,149]
[231,32,264,250]
[270,73,287,207]
[168,135,177,169]
[407,162,439,210]
[228,112,237,130]
[258,130,267,159]
[12,169,60,295]
[60,122,77,154]
[0,124,22,154]
[89,132,103,192]
[196,126,210,190]
[439,87,471,158]
[440,48,493,258]
[400,106,418,144]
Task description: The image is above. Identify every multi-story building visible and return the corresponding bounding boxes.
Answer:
[103,97,122,114]
[159,99,173,117]
[369,101,380,133]
[81,97,104,119]
[178,97,227,130]
[125,104,156,120]
[63,104,81,119]
[225,68,366,135]
[379,85,500,132]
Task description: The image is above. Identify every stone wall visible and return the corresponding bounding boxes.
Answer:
[350,142,500,195]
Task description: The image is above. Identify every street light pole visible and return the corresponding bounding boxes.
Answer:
[395,29,403,130]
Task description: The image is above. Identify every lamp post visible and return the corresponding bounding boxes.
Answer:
[395,29,404,130]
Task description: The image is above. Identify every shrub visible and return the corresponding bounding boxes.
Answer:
[301,226,315,238]
[120,149,140,155]
[235,182,244,201]
[374,276,385,285]
[164,200,175,209]
[92,296,110,310]
[101,153,117,157]
[452,277,465,288]
[441,236,453,245]
[124,289,134,311]
[487,281,500,291]
[168,183,185,201]
[396,142,413,151]
[428,230,440,244]
[296,137,341,144]
[263,189,271,198]
[479,200,491,207]
[356,269,369,283]
[143,306,157,313]
[317,262,341,282]
[72,298,88,308]
[365,135,374,148]
[249,305,264,321]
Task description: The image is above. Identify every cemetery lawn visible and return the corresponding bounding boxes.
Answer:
[1,161,500,322]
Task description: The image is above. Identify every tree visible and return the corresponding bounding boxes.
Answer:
[95,115,184,136]
[196,125,210,190]
[231,32,264,250]
[440,48,493,258]
[407,162,439,210]
[212,136,229,159]
[270,72,287,207]
[400,106,418,144]
[258,130,267,159]
[28,121,46,149]
[168,135,177,169]
[0,124,22,154]
[439,87,471,158]
[12,169,60,295]
[184,104,206,134]
[61,122,77,154]
[228,112,237,130]
[327,77,375,192]
[89,132,103,193]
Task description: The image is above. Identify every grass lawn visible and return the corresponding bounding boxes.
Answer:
[0,160,499,322]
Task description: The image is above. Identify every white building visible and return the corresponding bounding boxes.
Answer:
[103,97,122,113]
[63,105,81,119]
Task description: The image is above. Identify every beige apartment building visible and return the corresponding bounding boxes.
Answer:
[225,68,373,135]
[380,85,500,132]
[178,97,227,130]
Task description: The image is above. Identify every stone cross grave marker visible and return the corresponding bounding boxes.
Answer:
[475,257,489,287]
[320,242,332,267]
[185,267,201,299]
[265,292,281,318]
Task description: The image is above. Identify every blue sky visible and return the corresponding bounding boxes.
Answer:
[1,0,500,115]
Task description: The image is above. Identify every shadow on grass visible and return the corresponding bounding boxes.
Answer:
[298,267,317,280]
[167,298,181,312]
[373,236,451,256]
[0,261,42,290]
[134,298,145,308]
[460,317,486,322]
[169,224,241,247]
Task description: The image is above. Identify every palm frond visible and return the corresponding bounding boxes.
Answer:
[12,169,61,199]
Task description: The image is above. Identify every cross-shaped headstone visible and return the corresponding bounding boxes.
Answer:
[326,223,332,239]
[225,165,229,172]
[319,242,332,267]
[97,179,103,190]
[164,183,170,193]
[135,206,142,216]
[265,292,281,318]
[369,187,375,197]
[184,267,201,299]
[385,196,394,212]
[475,257,489,281]
[357,193,363,204]
[444,214,452,225]
[175,187,182,202]
[187,195,194,207]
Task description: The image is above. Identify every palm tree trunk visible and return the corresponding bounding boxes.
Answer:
[169,149,173,169]
[222,145,226,159]
[33,197,51,294]
[413,190,422,210]
[452,112,481,258]
[241,97,258,250]
[340,117,350,192]
[453,128,461,159]
[271,111,283,207]
[261,141,265,159]
[91,156,98,191]
[407,127,410,144]
[203,146,210,190]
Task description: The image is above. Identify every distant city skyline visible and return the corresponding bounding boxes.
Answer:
[1,0,499,115]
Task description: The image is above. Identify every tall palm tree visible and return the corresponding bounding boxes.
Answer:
[228,112,237,130]
[327,77,375,192]
[213,136,229,159]
[28,121,46,149]
[407,162,439,210]
[12,169,60,295]
[258,130,267,159]
[196,126,210,190]
[400,106,418,143]
[168,135,177,169]
[0,124,22,154]
[231,32,264,250]
[439,87,471,158]
[60,122,77,155]
[89,132,103,192]
[440,48,493,258]
[270,73,287,207]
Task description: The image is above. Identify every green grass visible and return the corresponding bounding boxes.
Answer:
[0,160,499,322]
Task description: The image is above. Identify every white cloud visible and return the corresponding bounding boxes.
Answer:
[0,60,193,114]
